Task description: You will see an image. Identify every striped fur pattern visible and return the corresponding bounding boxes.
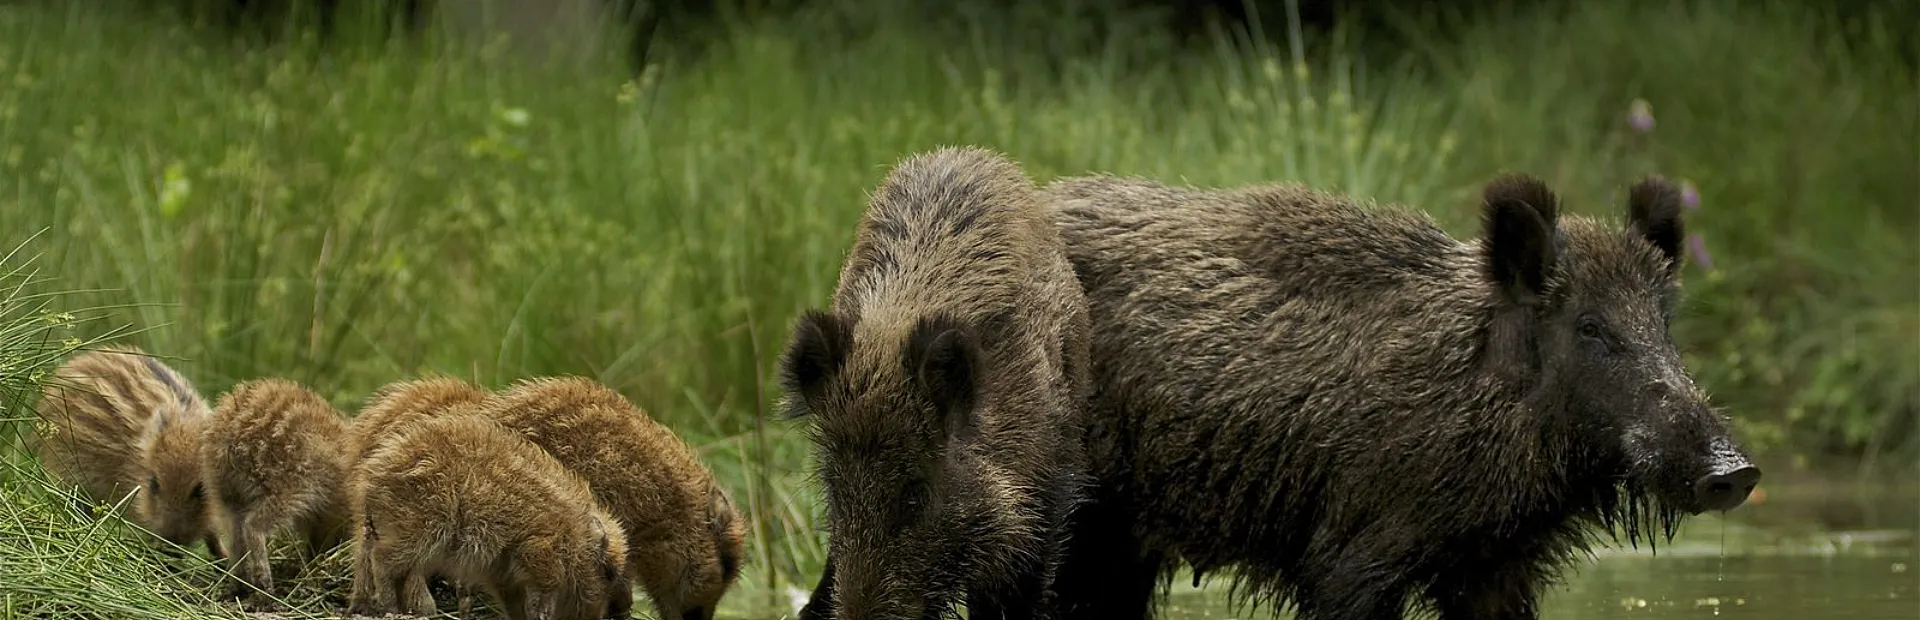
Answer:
[349,413,632,620]
[472,375,745,620]
[31,344,218,553]
[201,377,354,602]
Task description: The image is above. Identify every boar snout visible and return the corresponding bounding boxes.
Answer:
[1692,462,1760,513]
[1691,445,1761,513]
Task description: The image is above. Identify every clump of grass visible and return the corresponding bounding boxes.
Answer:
[0,470,250,620]
[0,233,245,619]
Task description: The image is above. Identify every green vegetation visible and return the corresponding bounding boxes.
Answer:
[0,235,247,619]
[1,0,1912,616]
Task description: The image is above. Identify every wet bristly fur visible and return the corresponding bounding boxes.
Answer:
[29,344,220,555]
[780,146,1094,620]
[472,375,744,620]
[201,377,354,602]
[348,414,632,620]
[1043,173,1756,620]
[345,375,490,464]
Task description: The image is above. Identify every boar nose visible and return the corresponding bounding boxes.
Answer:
[1693,462,1762,512]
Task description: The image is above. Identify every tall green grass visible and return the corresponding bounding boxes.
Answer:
[0,234,249,619]
[0,0,1912,616]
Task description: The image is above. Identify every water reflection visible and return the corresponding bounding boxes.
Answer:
[738,484,1919,619]
[1153,483,1920,620]
[1153,536,1916,619]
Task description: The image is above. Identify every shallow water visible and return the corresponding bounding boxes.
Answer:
[742,482,1920,619]
[1153,482,1920,620]
[1155,538,1917,619]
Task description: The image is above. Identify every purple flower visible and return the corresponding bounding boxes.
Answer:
[1628,99,1655,133]
[1686,233,1713,271]
[1680,180,1700,212]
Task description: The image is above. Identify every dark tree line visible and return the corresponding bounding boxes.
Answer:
[152,0,1501,71]
[155,0,1917,76]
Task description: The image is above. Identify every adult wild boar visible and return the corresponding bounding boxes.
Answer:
[1045,173,1761,620]
[781,145,1093,620]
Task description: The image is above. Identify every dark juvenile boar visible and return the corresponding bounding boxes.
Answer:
[30,345,220,555]
[780,146,1094,620]
[201,377,354,602]
[474,376,744,620]
[1043,173,1762,620]
[349,413,632,620]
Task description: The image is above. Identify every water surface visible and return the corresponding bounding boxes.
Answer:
[1154,482,1919,620]
[743,482,1919,619]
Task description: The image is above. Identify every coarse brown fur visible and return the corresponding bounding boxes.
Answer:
[348,413,632,620]
[338,376,493,612]
[201,377,354,603]
[29,344,220,555]
[345,375,490,464]
[1043,173,1760,620]
[780,146,1094,620]
[473,375,744,620]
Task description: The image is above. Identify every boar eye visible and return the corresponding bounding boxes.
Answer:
[189,483,204,500]
[147,476,159,491]
[1577,315,1607,342]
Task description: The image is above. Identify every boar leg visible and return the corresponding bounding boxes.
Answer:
[389,571,431,616]
[236,512,277,602]
[1050,502,1158,620]
[389,575,424,615]
[365,542,431,616]
[1290,551,1415,620]
[496,583,539,620]
[398,575,435,613]
[213,505,256,600]
[798,556,836,620]
[524,588,557,620]
[455,582,477,619]
[1426,563,1540,620]
[347,531,381,615]
[367,562,433,616]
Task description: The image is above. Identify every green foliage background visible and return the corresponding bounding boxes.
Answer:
[0,0,1913,616]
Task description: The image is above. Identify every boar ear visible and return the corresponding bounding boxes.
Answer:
[905,315,981,440]
[1626,176,1685,275]
[778,309,852,419]
[1481,173,1561,306]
